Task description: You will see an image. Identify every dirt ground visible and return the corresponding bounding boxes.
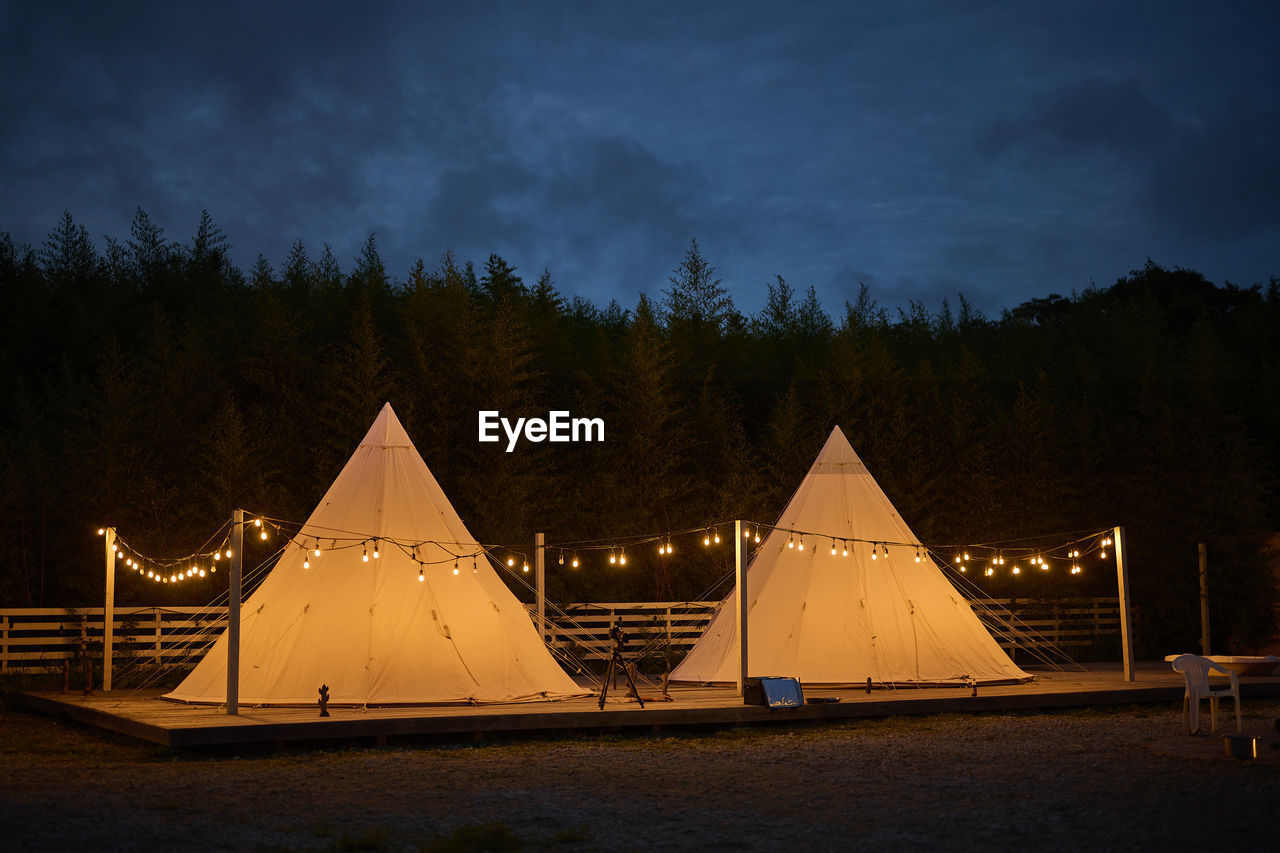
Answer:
[2,699,1278,852]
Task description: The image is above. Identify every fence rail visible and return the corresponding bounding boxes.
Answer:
[0,597,1122,675]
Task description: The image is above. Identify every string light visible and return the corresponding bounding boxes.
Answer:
[754,527,761,544]
[871,543,878,560]
[704,530,712,547]
[831,540,838,556]
[314,544,322,557]
[521,559,530,573]
[713,529,721,544]
[797,536,805,552]
[1012,565,1021,575]
[452,560,459,576]
[372,541,380,560]
[841,541,848,557]
[507,555,516,567]
[571,553,579,568]
[619,548,627,566]
[303,555,310,569]
[362,545,369,563]
[788,534,795,549]
[418,568,424,583]
[609,548,617,565]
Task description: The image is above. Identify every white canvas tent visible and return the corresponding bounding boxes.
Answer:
[165,403,582,705]
[672,427,1029,686]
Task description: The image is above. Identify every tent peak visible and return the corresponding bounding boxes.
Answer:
[360,403,412,449]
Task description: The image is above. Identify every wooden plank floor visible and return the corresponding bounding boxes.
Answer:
[16,662,1280,749]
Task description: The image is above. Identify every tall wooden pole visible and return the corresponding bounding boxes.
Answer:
[227,509,243,715]
[1114,526,1135,682]
[735,520,748,697]
[535,532,546,642]
[1198,543,1211,656]
[103,527,116,691]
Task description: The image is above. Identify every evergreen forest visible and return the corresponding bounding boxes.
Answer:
[2,209,1277,657]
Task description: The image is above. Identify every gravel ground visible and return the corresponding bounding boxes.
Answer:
[2,699,1278,852]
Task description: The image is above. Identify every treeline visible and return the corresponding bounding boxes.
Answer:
[1,209,1277,656]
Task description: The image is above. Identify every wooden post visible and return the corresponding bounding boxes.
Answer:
[1198,543,1211,656]
[228,509,243,715]
[536,532,546,642]
[1,614,8,674]
[103,527,116,691]
[153,606,162,665]
[735,520,747,697]
[1114,526,1135,682]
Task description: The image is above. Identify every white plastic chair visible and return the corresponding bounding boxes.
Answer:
[1171,653,1241,734]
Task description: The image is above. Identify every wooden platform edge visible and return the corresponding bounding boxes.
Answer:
[11,691,176,746]
[16,680,1280,749]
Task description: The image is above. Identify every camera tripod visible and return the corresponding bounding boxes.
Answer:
[598,625,645,710]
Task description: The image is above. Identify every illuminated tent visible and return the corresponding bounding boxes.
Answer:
[672,426,1028,686]
[165,403,582,705]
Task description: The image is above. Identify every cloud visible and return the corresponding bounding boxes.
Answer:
[980,76,1173,163]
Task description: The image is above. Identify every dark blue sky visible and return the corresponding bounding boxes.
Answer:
[3,1,1277,316]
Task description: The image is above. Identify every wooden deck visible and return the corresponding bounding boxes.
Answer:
[15,662,1280,749]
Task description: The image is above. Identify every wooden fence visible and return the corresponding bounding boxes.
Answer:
[0,597,1121,675]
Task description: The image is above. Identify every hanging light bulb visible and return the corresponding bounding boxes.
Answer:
[914,548,922,563]
[507,555,515,567]
[754,527,761,544]
[147,570,154,579]
[704,530,711,547]
[472,557,479,574]
[558,550,565,566]
[797,536,804,552]
[314,543,322,557]
[199,569,206,578]
[303,556,310,569]
[453,560,459,576]
[213,551,220,561]
[372,541,380,559]
[985,567,994,577]
[1012,565,1021,575]
[362,545,369,563]
[714,530,721,544]
[787,534,795,549]
[743,527,751,539]
[871,543,878,560]
[842,541,848,557]
[963,552,970,562]
[619,549,627,566]
[954,555,962,564]
[831,541,838,556]
[1101,550,1108,560]
[522,560,530,573]
[609,548,617,565]
[254,518,262,528]
[571,553,579,568]
[418,568,425,583]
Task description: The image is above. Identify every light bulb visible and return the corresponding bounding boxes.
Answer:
[362,548,369,563]
[211,566,216,573]
[453,561,459,576]
[704,533,711,546]
[963,552,970,561]
[254,518,262,527]
[214,552,220,561]
[418,568,424,583]
[842,543,848,557]
[985,567,994,577]
[199,569,206,577]
[797,537,804,551]
[831,543,837,556]
[314,546,321,557]
[558,552,565,565]
[955,556,962,564]
[1100,550,1107,560]
[915,552,921,563]
[960,565,967,572]
[507,556,515,567]
[98,528,105,535]
[788,536,795,549]
[1012,566,1021,575]
[303,558,310,569]
[609,551,617,565]
[619,552,627,566]
[260,530,267,540]
[871,546,877,560]
[754,531,761,544]
[744,528,750,539]
[522,562,529,573]
[571,555,579,568]
[714,531,721,544]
